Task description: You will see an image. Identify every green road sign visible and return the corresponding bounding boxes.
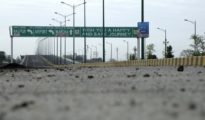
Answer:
[12,26,139,38]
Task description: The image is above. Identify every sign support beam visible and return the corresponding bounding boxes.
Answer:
[141,0,145,60]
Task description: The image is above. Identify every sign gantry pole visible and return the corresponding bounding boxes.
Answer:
[102,0,105,62]
[9,27,13,63]
[141,0,145,59]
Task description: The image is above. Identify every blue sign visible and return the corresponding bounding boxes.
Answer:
[138,22,149,38]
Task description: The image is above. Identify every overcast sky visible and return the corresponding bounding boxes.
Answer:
[0,0,205,60]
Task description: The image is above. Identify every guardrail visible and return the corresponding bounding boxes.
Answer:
[70,56,205,68]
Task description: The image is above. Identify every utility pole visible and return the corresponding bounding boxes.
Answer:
[84,0,87,63]
[102,0,105,62]
[141,0,145,59]
[116,47,119,61]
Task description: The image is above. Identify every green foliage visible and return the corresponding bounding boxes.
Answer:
[181,34,205,57]
[146,44,157,59]
[166,45,174,58]
[0,51,6,63]
[129,54,136,60]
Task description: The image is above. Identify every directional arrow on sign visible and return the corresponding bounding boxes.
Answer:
[48,30,55,35]
[27,29,33,35]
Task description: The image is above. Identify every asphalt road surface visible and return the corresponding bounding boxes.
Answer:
[0,66,205,120]
[20,55,52,68]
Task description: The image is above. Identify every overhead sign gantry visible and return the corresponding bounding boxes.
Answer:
[12,26,139,38]
[10,25,148,64]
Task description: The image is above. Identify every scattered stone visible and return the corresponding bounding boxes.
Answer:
[154,72,162,77]
[172,103,179,108]
[47,74,55,77]
[118,82,123,86]
[200,110,205,118]
[37,77,42,80]
[143,74,150,78]
[44,69,47,72]
[1,63,26,69]
[180,88,186,92]
[24,69,30,72]
[11,100,35,111]
[188,102,197,110]
[177,65,184,72]
[197,71,202,74]
[88,75,94,79]
[18,84,25,88]
[131,86,136,90]
[199,79,205,82]
[113,101,122,106]
[166,111,179,119]
[75,75,79,78]
[129,99,137,107]
[0,112,7,120]
[63,106,70,111]
[11,74,14,77]
[127,74,136,78]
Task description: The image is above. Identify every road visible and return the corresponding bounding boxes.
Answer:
[20,55,52,68]
[0,66,205,120]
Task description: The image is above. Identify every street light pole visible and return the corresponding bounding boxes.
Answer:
[123,40,129,60]
[184,19,197,52]
[49,24,56,64]
[184,19,196,36]
[106,42,112,61]
[52,18,63,64]
[55,12,72,64]
[61,1,85,64]
[157,27,168,58]
[84,0,87,63]
[116,47,119,61]
[92,45,98,58]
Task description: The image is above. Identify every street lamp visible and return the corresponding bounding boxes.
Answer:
[61,1,85,64]
[157,27,168,58]
[116,47,119,61]
[87,45,92,60]
[49,24,56,64]
[184,19,196,36]
[52,18,63,64]
[106,42,112,61]
[92,45,98,58]
[184,19,197,52]
[54,12,72,64]
[123,40,129,60]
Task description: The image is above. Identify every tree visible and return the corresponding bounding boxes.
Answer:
[146,44,157,59]
[0,51,6,63]
[180,49,194,57]
[129,47,138,60]
[166,45,174,58]
[180,34,205,57]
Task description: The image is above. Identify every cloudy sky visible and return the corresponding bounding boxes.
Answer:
[0,0,205,60]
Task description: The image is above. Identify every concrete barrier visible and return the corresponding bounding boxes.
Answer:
[63,56,205,68]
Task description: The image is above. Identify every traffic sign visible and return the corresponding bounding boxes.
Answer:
[12,26,139,38]
[137,22,149,38]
